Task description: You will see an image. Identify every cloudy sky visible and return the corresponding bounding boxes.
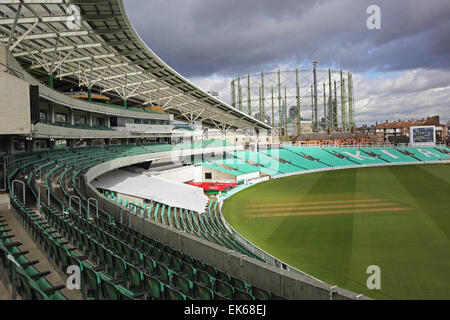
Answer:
[124,0,450,126]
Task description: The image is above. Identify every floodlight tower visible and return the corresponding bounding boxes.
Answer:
[312,60,319,131]
[231,80,236,109]
[348,73,355,130]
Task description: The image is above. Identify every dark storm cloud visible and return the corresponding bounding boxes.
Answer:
[123,0,450,77]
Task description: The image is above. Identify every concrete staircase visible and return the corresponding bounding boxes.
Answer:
[1,205,83,300]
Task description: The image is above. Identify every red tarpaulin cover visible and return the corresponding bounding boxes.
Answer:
[188,182,237,192]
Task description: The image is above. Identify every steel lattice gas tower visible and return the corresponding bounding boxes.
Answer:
[231,63,355,137]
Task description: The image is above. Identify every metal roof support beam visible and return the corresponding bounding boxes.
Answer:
[161,100,196,112]
[121,74,128,100]
[125,83,143,100]
[6,2,22,49]
[14,42,104,57]
[0,15,73,26]
[1,30,90,43]
[161,96,174,110]
[0,0,272,131]
[9,20,38,51]
[1,1,65,4]
[178,110,196,124]
[58,62,129,78]
[102,74,179,94]
[51,49,74,74]
[29,53,118,70]
[27,47,51,73]
[102,78,158,94]
[209,118,235,133]
[191,109,206,123]
[209,119,222,132]
[49,35,61,75]
[89,68,108,88]
[129,86,170,100]
[150,93,184,105]
[126,81,192,101]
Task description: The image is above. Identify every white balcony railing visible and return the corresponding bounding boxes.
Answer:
[113,123,173,134]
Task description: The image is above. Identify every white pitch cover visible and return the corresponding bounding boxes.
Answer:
[92,170,209,213]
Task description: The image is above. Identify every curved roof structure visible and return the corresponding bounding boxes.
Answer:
[0,0,271,131]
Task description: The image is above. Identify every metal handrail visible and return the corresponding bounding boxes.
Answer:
[37,184,50,215]
[69,195,81,215]
[87,198,98,219]
[11,180,26,203]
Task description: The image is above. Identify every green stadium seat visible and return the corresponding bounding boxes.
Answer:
[143,273,164,300]
[143,254,157,277]
[180,263,197,281]
[101,279,123,300]
[194,282,214,300]
[160,251,171,266]
[252,286,272,300]
[182,254,194,266]
[173,273,193,296]
[231,277,251,291]
[164,284,186,300]
[196,269,215,288]
[205,264,218,278]
[216,270,231,282]
[126,264,145,293]
[215,279,234,299]
[193,258,205,271]
[4,143,284,302]
[170,256,183,273]
[234,288,256,300]
[155,262,175,284]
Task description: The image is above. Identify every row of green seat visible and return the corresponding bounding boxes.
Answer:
[262,149,329,170]
[64,164,272,300]
[0,203,67,300]
[285,146,449,167]
[35,153,218,300]
[214,158,261,174]
[397,147,450,162]
[358,148,418,163]
[325,148,388,165]
[234,151,301,175]
[104,190,261,261]
[285,147,356,167]
[7,146,278,300]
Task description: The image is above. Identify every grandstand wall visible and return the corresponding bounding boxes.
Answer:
[0,45,6,72]
[0,71,31,135]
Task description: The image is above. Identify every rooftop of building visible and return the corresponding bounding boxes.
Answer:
[376,116,442,129]
[294,131,369,141]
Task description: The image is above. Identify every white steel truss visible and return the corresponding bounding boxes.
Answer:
[0,0,271,130]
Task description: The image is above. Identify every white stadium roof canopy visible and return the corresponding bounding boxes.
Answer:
[0,0,271,131]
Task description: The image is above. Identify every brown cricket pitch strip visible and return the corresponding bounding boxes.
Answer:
[248,206,411,218]
[243,202,402,213]
[242,198,387,209]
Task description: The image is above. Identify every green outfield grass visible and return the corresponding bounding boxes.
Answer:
[222,164,450,300]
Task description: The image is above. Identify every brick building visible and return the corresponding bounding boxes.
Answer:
[293,132,371,146]
[375,116,448,144]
